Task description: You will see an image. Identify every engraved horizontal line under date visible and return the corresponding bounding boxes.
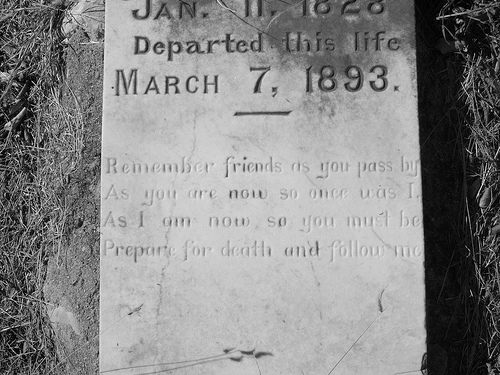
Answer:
[234,111,292,116]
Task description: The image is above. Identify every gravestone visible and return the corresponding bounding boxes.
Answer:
[100,0,426,374]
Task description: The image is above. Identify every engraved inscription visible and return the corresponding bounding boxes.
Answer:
[115,69,219,95]
[306,65,389,93]
[209,216,250,228]
[105,157,215,174]
[132,0,198,20]
[101,155,424,263]
[133,34,263,60]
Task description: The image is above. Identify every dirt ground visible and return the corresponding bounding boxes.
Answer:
[42,29,103,375]
[40,1,469,374]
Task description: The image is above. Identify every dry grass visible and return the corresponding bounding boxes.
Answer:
[0,1,83,374]
[439,0,500,373]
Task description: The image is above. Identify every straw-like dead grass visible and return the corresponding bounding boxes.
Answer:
[0,1,82,374]
[439,0,500,373]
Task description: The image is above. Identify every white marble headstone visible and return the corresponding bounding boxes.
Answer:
[101,0,425,373]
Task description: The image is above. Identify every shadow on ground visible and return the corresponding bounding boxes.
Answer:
[416,0,478,374]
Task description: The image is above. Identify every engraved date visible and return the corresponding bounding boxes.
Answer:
[305,65,388,93]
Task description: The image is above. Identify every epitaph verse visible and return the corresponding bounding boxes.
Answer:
[101,1,425,374]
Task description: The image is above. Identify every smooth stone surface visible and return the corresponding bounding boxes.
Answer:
[100,1,425,374]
